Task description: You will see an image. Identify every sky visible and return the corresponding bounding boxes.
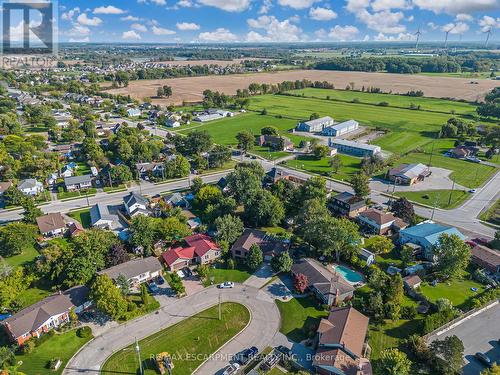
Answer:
[49,0,500,43]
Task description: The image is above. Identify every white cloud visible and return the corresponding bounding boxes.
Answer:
[479,15,500,31]
[197,0,251,12]
[427,22,438,30]
[259,0,272,14]
[69,37,90,43]
[277,0,319,9]
[198,28,238,41]
[131,23,148,32]
[94,5,126,14]
[373,31,414,40]
[67,24,91,37]
[413,0,498,14]
[442,22,469,34]
[247,15,302,41]
[77,13,103,26]
[61,7,80,21]
[328,25,359,40]
[455,13,473,22]
[152,25,176,35]
[121,15,140,21]
[357,9,406,33]
[122,30,142,40]
[177,0,195,6]
[345,0,370,13]
[314,28,327,39]
[152,0,167,4]
[309,7,337,21]
[247,30,272,42]
[176,22,200,30]
[371,0,411,11]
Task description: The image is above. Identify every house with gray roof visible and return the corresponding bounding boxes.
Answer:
[387,163,431,185]
[17,179,44,196]
[64,174,93,191]
[328,138,381,157]
[123,192,151,217]
[90,203,118,229]
[98,257,162,287]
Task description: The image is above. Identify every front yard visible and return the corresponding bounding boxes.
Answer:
[394,189,470,209]
[205,263,253,286]
[101,302,250,375]
[57,188,97,201]
[275,296,328,343]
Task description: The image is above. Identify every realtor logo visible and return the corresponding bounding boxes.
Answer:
[2,1,57,55]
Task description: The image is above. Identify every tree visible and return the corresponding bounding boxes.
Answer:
[294,273,308,293]
[243,189,285,227]
[313,145,330,159]
[196,264,210,280]
[328,154,343,174]
[116,274,130,295]
[236,131,255,153]
[261,126,278,136]
[309,113,320,120]
[156,87,164,97]
[0,222,38,257]
[0,267,33,309]
[0,346,16,368]
[163,85,172,98]
[3,186,25,207]
[247,244,263,271]
[214,215,244,245]
[429,335,464,375]
[109,165,133,185]
[185,130,213,155]
[129,216,159,255]
[21,197,43,224]
[90,275,128,320]
[106,244,130,267]
[435,298,454,312]
[434,233,471,279]
[164,155,190,178]
[351,172,370,198]
[367,235,394,254]
[156,217,190,243]
[392,197,415,224]
[379,349,411,375]
[271,252,293,273]
[208,144,231,168]
[301,176,327,204]
[400,244,414,268]
[481,364,500,375]
[140,283,152,305]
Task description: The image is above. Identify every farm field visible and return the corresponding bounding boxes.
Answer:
[105,69,499,105]
[288,88,477,115]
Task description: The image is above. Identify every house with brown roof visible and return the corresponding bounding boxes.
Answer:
[2,286,90,346]
[314,306,371,375]
[257,135,294,151]
[357,209,407,235]
[403,275,422,290]
[0,181,12,195]
[161,234,221,271]
[471,244,500,274]
[231,229,290,261]
[387,163,430,185]
[36,213,67,237]
[291,258,355,306]
[98,257,162,287]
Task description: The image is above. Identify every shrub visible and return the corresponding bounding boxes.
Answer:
[401,305,417,319]
[226,258,235,270]
[378,101,389,106]
[76,326,92,339]
[21,340,36,354]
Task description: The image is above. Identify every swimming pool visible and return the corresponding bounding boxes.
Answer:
[335,265,364,284]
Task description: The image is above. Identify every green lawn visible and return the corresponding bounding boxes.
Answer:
[284,154,362,182]
[251,146,289,160]
[206,264,252,286]
[289,88,477,115]
[2,245,39,268]
[75,162,92,176]
[57,188,97,200]
[275,297,328,343]
[394,189,470,209]
[101,303,250,375]
[480,198,500,226]
[419,277,486,309]
[16,286,52,310]
[16,329,93,375]
[103,184,127,193]
[68,208,92,228]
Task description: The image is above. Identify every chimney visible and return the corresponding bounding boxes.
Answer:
[334,288,340,307]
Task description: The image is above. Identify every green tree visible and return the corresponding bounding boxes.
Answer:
[2,186,25,207]
[0,222,38,257]
[0,267,33,308]
[367,235,394,254]
[313,145,330,159]
[379,349,412,375]
[261,126,278,135]
[129,216,159,255]
[243,189,285,227]
[116,274,130,295]
[309,112,320,120]
[429,335,464,375]
[185,130,213,155]
[434,234,471,279]
[109,165,133,185]
[226,163,264,204]
[90,275,128,320]
[481,364,500,375]
[21,197,43,224]
[0,346,16,368]
[301,176,328,204]
[351,172,370,198]
[328,154,343,174]
[271,251,293,273]
[156,217,190,243]
[236,131,255,153]
[196,264,210,280]
[400,244,414,268]
[140,283,151,305]
[214,214,244,245]
[247,244,263,271]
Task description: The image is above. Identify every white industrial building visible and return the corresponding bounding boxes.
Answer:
[322,120,359,137]
[328,139,381,157]
[296,116,334,132]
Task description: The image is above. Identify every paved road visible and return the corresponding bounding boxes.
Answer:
[64,284,280,375]
[427,303,500,375]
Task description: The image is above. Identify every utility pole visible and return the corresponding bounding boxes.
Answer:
[428,138,435,168]
[447,177,455,206]
[431,196,438,220]
[108,170,113,188]
[135,337,143,375]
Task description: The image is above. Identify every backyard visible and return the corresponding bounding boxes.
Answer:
[419,276,486,309]
[101,303,250,375]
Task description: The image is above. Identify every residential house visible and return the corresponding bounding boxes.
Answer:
[296,116,334,132]
[470,244,500,274]
[231,229,290,261]
[68,220,85,237]
[328,139,381,157]
[290,259,355,305]
[329,192,367,218]
[2,286,90,346]
[0,181,12,195]
[387,163,430,185]
[314,306,371,375]
[403,275,422,290]
[257,135,294,151]
[98,257,163,287]
[161,234,221,271]
[36,213,66,237]
[357,209,407,235]
[127,108,141,117]
[322,120,359,137]
[399,222,466,260]
[135,162,165,180]
[17,179,44,196]
[163,192,190,208]
[264,168,290,186]
[358,248,375,266]
[448,146,472,159]
[90,203,119,229]
[64,175,92,191]
[165,119,181,128]
[59,165,74,178]
[123,192,150,217]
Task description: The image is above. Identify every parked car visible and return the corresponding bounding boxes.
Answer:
[157,275,165,285]
[469,189,477,193]
[182,267,193,277]
[148,281,159,293]
[465,156,481,163]
[221,363,240,375]
[475,352,493,368]
[176,270,185,278]
[218,281,234,289]
[235,347,258,364]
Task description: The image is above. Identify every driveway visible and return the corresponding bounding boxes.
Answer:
[243,263,274,289]
[427,302,500,375]
[63,284,280,375]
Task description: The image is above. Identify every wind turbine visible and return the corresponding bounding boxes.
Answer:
[414,27,422,51]
[444,24,455,49]
[484,28,492,47]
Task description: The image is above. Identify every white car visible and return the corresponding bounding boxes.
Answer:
[176,270,185,278]
[218,281,234,289]
[221,363,240,375]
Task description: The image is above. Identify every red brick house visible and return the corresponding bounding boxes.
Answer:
[471,244,500,274]
[162,234,220,271]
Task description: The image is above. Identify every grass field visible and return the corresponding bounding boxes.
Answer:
[57,188,97,200]
[275,297,328,343]
[2,244,39,268]
[480,199,500,225]
[206,264,252,286]
[289,88,477,115]
[101,303,250,375]
[285,154,362,182]
[394,189,470,209]
[419,277,486,309]
[17,329,93,375]
[68,208,92,228]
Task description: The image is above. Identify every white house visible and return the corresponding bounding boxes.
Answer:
[127,108,141,117]
[123,192,150,217]
[17,179,44,196]
[165,119,181,128]
[98,257,162,287]
[36,213,67,237]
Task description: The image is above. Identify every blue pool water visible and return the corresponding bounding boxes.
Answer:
[335,265,363,283]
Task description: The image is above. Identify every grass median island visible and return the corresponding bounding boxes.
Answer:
[480,198,500,226]
[394,189,470,209]
[101,302,250,375]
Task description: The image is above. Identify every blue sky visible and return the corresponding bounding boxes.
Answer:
[56,0,500,43]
